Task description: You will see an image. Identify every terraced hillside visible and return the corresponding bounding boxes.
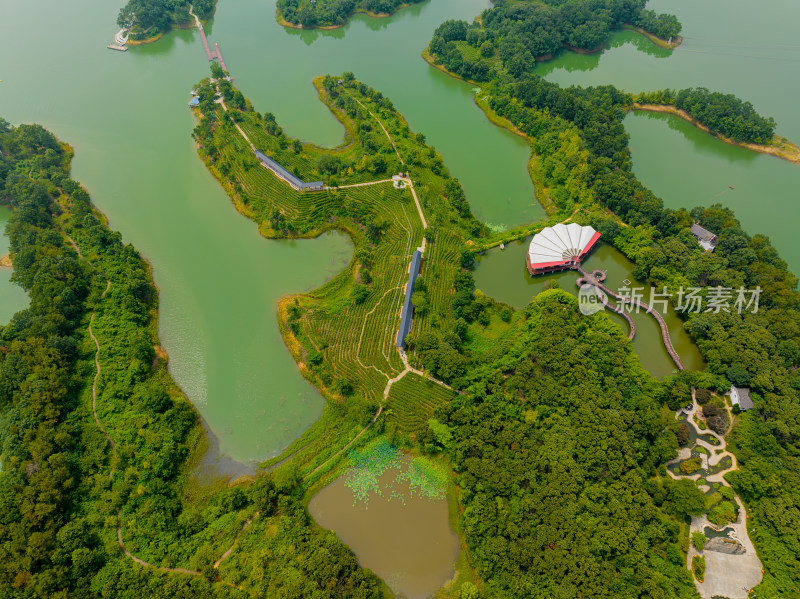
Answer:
[192,72,479,464]
[386,373,456,436]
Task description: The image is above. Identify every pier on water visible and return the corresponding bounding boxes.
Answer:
[107,27,129,51]
[191,6,228,73]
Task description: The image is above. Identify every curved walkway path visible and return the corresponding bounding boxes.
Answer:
[577,276,636,340]
[114,29,129,46]
[576,266,684,370]
[89,280,116,480]
[301,406,384,482]
[65,232,260,584]
[666,390,762,598]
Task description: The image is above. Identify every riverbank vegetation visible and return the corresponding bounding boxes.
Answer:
[425,2,800,593]
[190,70,729,597]
[634,88,777,145]
[277,0,423,29]
[116,0,216,40]
[0,119,383,597]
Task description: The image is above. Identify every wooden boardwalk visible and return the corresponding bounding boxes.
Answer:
[576,266,685,370]
[213,42,228,72]
[190,5,227,70]
[199,25,214,60]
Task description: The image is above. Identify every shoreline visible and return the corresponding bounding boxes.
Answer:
[620,24,682,49]
[632,103,800,164]
[126,31,165,46]
[421,48,559,223]
[124,12,207,46]
[423,48,799,167]
[276,2,416,30]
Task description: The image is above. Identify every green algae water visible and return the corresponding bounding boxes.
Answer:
[2,0,793,464]
[537,0,800,273]
[0,207,29,324]
[474,240,705,378]
[0,0,536,464]
[211,0,540,229]
[0,1,356,465]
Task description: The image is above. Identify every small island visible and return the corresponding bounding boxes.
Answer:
[276,0,426,29]
[425,0,681,84]
[116,0,217,44]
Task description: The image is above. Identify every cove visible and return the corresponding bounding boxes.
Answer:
[0,0,539,464]
[210,0,541,230]
[625,110,800,275]
[308,450,459,599]
[0,207,29,324]
[534,0,800,273]
[0,0,354,465]
[474,240,704,378]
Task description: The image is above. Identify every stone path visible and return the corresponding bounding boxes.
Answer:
[667,391,762,598]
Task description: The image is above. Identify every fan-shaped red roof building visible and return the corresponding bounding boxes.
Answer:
[526,223,601,275]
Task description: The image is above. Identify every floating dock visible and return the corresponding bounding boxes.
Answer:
[107,44,128,52]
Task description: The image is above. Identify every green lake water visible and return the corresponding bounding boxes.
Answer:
[0,0,795,464]
[2,0,797,594]
[537,0,800,273]
[474,241,704,378]
[0,0,537,465]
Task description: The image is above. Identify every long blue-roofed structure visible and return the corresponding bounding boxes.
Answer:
[254,149,324,191]
[396,249,423,350]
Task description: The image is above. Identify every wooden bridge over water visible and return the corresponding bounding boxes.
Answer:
[576,266,685,371]
[191,5,228,72]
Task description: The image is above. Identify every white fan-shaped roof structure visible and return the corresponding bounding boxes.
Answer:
[527,223,600,272]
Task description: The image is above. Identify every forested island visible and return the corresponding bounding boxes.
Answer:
[277,0,425,29]
[116,0,216,42]
[426,8,799,163]
[427,0,680,82]
[632,88,800,163]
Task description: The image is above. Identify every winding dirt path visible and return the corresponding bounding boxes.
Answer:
[213,510,260,569]
[301,405,384,482]
[89,280,116,479]
[65,232,263,582]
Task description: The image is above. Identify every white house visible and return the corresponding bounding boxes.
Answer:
[729,385,754,410]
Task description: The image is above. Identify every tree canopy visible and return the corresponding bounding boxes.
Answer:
[277,0,425,28]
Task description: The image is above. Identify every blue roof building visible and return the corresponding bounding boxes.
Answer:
[254,149,324,191]
[188,97,200,107]
[396,250,423,349]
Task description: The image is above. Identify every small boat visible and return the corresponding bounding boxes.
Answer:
[500,243,505,250]
[729,185,735,189]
